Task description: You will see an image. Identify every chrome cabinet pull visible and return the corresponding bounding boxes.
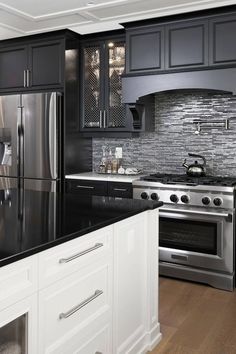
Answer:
[59,243,103,264]
[99,110,103,128]
[113,188,127,192]
[26,70,30,87]
[23,70,27,87]
[103,110,106,128]
[76,185,95,189]
[59,290,103,320]
[95,352,103,354]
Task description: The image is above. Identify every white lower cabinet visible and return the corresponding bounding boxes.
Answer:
[0,209,160,354]
[38,259,112,354]
[0,293,38,354]
[113,210,161,353]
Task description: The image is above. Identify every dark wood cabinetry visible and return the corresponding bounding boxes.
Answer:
[0,45,28,91]
[80,34,131,134]
[0,35,65,93]
[28,40,63,89]
[209,14,236,66]
[166,20,208,69]
[124,11,236,75]
[126,26,164,74]
[66,179,133,198]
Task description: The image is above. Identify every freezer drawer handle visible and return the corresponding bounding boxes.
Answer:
[113,188,128,192]
[59,243,103,264]
[76,185,95,189]
[59,290,103,319]
[171,254,189,261]
[23,70,27,87]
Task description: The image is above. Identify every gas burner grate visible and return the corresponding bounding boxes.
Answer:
[141,173,236,187]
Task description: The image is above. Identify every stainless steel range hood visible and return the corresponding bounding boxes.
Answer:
[122,67,236,103]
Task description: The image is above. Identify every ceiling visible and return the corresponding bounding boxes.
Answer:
[0,0,235,40]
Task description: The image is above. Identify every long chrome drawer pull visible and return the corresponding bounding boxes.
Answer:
[95,352,103,354]
[113,188,127,192]
[76,185,95,189]
[59,243,103,264]
[59,290,103,320]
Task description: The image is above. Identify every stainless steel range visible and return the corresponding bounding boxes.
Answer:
[133,174,236,291]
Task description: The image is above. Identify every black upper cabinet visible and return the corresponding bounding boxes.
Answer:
[209,14,236,66]
[124,11,236,75]
[126,26,164,74]
[166,20,208,69]
[0,45,28,91]
[0,36,65,93]
[80,35,130,133]
[28,40,64,89]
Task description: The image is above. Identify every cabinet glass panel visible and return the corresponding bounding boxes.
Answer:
[83,46,101,128]
[107,41,126,128]
[0,314,27,353]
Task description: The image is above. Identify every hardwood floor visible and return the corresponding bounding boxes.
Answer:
[150,277,236,354]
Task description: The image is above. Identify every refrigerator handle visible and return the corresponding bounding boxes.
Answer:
[23,70,27,88]
[17,106,22,177]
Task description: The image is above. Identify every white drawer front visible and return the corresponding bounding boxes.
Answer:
[38,225,112,289]
[73,324,110,354]
[0,256,38,311]
[38,260,111,354]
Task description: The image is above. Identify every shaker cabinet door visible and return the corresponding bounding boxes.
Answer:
[126,26,165,73]
[28,39,64,89]
[0,45,28,91]
[209,14,236,66]
[165,20,208,69]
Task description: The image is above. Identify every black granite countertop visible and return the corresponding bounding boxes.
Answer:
[0,189,163,267]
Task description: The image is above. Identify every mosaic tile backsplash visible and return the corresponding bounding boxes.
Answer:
[92,91,236,177]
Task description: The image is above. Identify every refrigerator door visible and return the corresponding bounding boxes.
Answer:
[22,92,60,180]
[0,95,20,178]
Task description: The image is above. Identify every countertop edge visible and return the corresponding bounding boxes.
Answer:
[0,201,163,268]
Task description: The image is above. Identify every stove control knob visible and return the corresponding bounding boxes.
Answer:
[170,194,179,203]
[213,197,223,206]
[181,195,190,204]
[151,193,159,201]
[141,192,149,200]
[202,197,211,205]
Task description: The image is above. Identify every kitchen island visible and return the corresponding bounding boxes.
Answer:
[0,189,162,354]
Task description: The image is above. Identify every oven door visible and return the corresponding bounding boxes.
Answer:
[159,207,234,273]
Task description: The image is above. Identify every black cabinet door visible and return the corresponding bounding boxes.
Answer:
[165,20,208,70]
[66,179,108,196]
[80,42,104,131]
[28,40,64,89]
[126,26,165,74]
[209,14,236,66]
[80,36,127,134]
[0,45,28,91]
[108,182,132,198]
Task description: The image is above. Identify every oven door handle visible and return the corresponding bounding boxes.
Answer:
[160,208,232,222]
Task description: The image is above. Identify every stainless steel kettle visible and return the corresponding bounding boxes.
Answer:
[182,153,206,177]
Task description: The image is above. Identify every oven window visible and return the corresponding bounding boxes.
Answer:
[159,217,217,254]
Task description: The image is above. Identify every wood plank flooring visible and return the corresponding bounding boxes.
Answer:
[150,277,236,354]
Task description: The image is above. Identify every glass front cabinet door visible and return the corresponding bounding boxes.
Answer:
[81,36,128,132]
[0,295,37,354]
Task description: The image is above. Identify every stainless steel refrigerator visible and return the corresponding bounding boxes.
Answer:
[0,92,61,191]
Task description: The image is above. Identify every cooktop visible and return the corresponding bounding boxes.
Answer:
[140,173,236,187]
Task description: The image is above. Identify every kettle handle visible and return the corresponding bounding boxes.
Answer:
[188,153,206,166]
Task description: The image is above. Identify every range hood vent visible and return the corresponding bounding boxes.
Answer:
[122,68,236,104]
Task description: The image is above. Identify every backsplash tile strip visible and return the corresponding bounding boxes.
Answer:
[93,91,236,176]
